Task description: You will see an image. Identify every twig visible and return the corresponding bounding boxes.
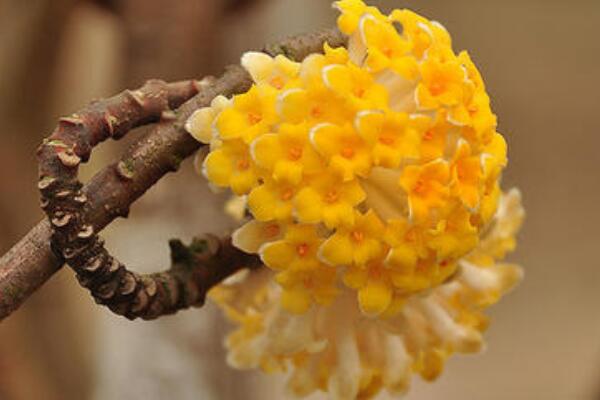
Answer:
[0,28,346,321]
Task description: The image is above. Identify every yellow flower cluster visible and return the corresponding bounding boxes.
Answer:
[209,189,524,399]
[187,0,508,318]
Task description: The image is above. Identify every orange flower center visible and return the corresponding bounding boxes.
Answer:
[270,76,285,90]
[310,106,323,118]
[423,130,434,141]
[354,87,366,98]
[324,189,339,203]
[303,276,314,288]
[445,219,456,232]
[430,81,445,96]
[265,224,280,238]
[237,158,250,170]
[457,164,468,180]
[341,147,355,159]
[288,146,303,161]
[470,213,482,227]
[368,265,383,279]
[413,179,427,195]
[296,243,309,257]
[404,229,417,243]
[351,230,364,243]
[281,188,294,201]
[379,136,394,145]
[247,112,262,125]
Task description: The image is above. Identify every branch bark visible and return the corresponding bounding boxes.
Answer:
[0,28,346,321]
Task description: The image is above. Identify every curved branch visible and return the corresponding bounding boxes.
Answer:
[37,72,254,320]
[0,79,200,319]
[0,28,346,321]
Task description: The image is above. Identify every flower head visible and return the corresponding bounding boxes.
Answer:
[189,0,515,315]
[186,1,523,398]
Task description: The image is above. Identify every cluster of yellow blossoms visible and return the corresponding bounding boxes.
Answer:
[188,0,507,317]
[211,189,523,398]
[186,1,523,398]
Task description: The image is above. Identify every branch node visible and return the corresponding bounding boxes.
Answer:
[54,190,72,199]
[74,193,88,204]
[103,112,117,136]
[84,255,104,273]
[58,115,84,127]
[37,176,57,191]
[126,89,146,108]
[120,272,137,296]
[51,212,72,228]
[96,280,119,300]
[161,110,177,121]
[77,225,94,240]
[131,290,149,314]
[61,247,77,260]
[143,279,158,298]
[108,258,121,275]
[116,160,135,181]
[57,149,82,168]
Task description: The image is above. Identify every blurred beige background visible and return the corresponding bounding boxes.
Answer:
[0,0,598,399]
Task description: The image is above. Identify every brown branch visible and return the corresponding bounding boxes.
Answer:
[0,79,201,319]
[0,28,346,321]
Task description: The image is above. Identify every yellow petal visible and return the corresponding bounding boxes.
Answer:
[203,149,233,187]
[385,245,417,271]
[293,188,323,223]
[343,266,368,289]
[340,181,367,206]
[318,232,353,266]
[274,55,301,78]
[248,184,278,221]
[250,133,283,170]
[322,202,356,229]
[354,110,384,143]
[273,160,303,185]
[310,123,342,158]
[281,288,312,314]
[259,241,295,270]
[322,64,352,94]
[353,239,382,265]
[277,89,308,123]
[358,279,392,316]
[230,169,258,196]
[419,349,446,381]
[285,224,320,244]
[215,107,248,140]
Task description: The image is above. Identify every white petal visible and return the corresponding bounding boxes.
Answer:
[241,51,274,83]
[419,297,483,353]
[360,167,407,221]
[382,335,411,394]
[376,69,417,112]
[232,220,282,253]
[185,107,215,144]
[224,195,247,222]
[328,329,360,400]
